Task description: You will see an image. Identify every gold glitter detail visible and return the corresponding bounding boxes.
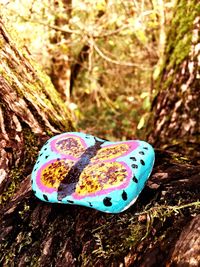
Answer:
[55,137,85,157]
[76,162,127,195]
[41,160,74,188]
[91,144,129,162]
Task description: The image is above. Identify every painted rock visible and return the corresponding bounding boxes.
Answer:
[31,132,155,213]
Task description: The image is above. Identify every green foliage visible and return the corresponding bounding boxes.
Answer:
[76,94,142,140]
[0,0,174,140]
[1,0,177,142]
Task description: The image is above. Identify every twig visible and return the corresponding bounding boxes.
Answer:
[93,41,150,70]
[18,15,80,35]
[97,24,131,37]
[135,201,200,216]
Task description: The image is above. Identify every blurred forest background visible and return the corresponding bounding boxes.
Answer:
[0,0,175,141]
[0,1,200,266]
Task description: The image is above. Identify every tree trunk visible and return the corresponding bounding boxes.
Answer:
[49,0,72,102]
[0,1,200,266]
[0,18,73,210]
[147,0,200,159]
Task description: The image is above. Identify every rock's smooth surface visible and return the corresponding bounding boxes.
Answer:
[31,132,155,213]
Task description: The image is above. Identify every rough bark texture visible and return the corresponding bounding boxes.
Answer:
[1,149,199,267]
[0,19,73,206]
[168,214,200,266]
[147,0,200,158]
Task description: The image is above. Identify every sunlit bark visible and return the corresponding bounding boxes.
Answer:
[0,18,73,209]
[148,0,200,159]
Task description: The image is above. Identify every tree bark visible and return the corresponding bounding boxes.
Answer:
[0,19,73,206]
[147,0,200,158]
[168,214,200,266]
[1,147,199,266]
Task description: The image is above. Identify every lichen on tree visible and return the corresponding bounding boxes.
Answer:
[147,0,200,156]
[0,19,74,205]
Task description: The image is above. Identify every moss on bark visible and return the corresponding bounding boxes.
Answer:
[0,20,74,205]
[147,0,200,155]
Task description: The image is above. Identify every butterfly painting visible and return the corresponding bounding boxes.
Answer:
[31,132,155,213]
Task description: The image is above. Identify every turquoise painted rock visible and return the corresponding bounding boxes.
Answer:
[31,132,155,213]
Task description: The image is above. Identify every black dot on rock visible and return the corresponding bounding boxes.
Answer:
[139,151,145,155]
[130,157,136,161]
[143,147,148,150]
[131,164,138,169]
[44,147,48,150]
[43,194,49,201]
[88,202,93,207]
[31,180,33,184]
[140,159,145,165]
[67,200,74,204]
[34,168,37,172]
[33,190,36,194]
[132,176,138,183]
[36,161,40,164]
[45,155,49,159]
[122,190,128,201]
[103,197,112,206]
[39,153,43,156]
